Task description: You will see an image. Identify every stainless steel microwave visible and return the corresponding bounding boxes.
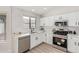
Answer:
[55,21,68,27]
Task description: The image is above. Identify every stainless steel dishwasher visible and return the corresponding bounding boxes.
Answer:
[18,35,30,53]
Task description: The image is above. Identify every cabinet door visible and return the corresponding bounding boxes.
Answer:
[46,33,53,45]
[40,18,46,26]
[38,33,43,43]
[75,37,79,52]
[30,34,37,49]
[44,29,53,45]
[41,33,46,42]
[68,37,79,53]
[30,33,42,49]
[40,17,53,26]
[68,14,78,26]
[68,37,77,52]
[75,16,79,26]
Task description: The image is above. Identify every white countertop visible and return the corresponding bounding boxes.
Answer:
[31,30,44,34]
[68,34,79,36]
[67,34,79,37]
[12,30,44,38]
[13,33,30,38]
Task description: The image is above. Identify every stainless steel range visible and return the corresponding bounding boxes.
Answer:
[53,30,68,51]
[53,20,76,52]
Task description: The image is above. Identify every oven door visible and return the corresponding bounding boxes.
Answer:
[53,37,67,48]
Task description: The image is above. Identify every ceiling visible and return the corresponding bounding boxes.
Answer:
[15,6,55,16]
[15,6,79,16]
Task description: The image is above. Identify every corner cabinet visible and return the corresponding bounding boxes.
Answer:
[68,35,79,53]
[40,17,54,26]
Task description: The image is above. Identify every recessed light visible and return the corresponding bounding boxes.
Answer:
[43,8,47,10]
[32,9,35,12]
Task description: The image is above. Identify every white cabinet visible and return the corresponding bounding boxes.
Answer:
[40,17,49,26]
[54,14,79,27]
[30,33,43,49]
[64,13,79,27]
[68,35,79,53]
[68,16,78,26]
[30,32,52,49]
[40,17,54,26]
[44,28,53,45]
[30,34,36,49]
[46,33,53,45]
[40,17,45,26]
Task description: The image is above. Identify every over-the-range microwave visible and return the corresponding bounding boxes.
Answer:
[55,21,68,27]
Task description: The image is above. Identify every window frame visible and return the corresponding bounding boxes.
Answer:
[22,15,36,29]
[0,14,6,41]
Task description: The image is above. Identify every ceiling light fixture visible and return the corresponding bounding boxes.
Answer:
[32,9,35,12]
[43,8,47,10]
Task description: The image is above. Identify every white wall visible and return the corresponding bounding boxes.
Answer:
[0,7,12,52]
[12,7,40,34]
[0,7,41,53]
[11,7,41,52]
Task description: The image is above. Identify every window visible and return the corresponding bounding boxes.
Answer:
[30,17,36,28]
[0,15,6,40]
[23,16,30,29]
[23,16,29,23]
[23,16,36,29]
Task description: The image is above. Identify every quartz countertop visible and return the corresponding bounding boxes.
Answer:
[12,33,30,38]
[31,30,44,34]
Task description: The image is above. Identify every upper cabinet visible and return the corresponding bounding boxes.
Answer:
[40,12,79,27]
[56,14,79,27]
[68,16,77,26]
[40,17,54,26]
[66,13,79,27]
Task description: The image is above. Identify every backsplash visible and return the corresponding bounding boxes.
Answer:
[42,26,79,35]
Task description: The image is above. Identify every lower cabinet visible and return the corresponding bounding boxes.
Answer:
[44,31,53,45]
[68,35,79,53]
[30,32,53,49]
[30,33,42,49]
